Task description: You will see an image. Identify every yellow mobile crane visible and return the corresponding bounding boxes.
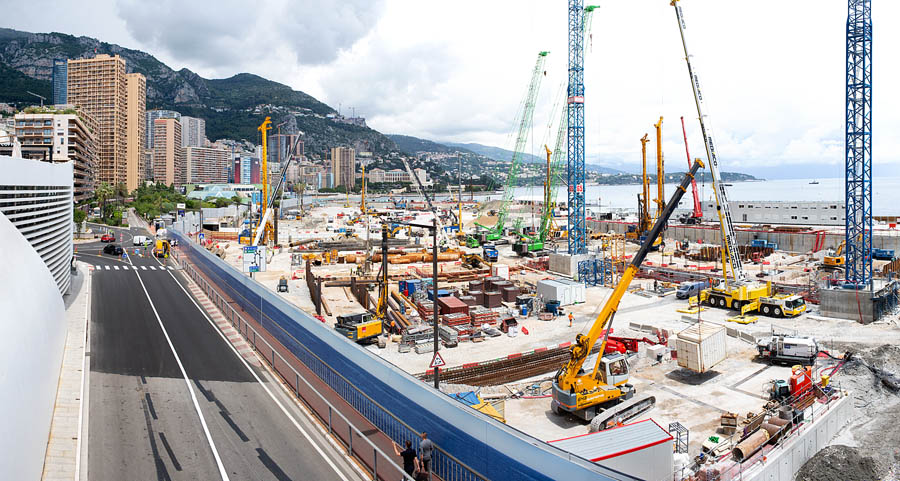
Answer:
[552,158,705,431]
[672,1,805,318]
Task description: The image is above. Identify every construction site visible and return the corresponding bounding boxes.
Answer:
[164,1,900,480]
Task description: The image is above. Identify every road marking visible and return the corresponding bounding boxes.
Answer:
[113,266,119,270]
[127,256,231,481]
[155,256,351,481]
[149,266,156,270]
[95,265,101,269]
[141,266,147,270]
[104,265,110,270]
[133,266,138,270]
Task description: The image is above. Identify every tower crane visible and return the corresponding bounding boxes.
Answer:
[551,159,705,431]
[474,51,549,245]
[672,0,806,318]
[679,116,703,224]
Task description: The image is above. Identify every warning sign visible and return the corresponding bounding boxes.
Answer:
[429,351,446,369]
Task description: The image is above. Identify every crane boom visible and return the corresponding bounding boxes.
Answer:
[680,116,703,220]
[554,158,705,401]
[671,0,744,283]
[654,116,665,218]
[478,51,549,237]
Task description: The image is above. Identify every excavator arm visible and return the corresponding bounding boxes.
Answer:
[556,158,705,392]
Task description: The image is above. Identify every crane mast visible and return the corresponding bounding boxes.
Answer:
[654,117,665,219]
[680,116,703,220]
[476,51,549,238]
[671,0,745,284]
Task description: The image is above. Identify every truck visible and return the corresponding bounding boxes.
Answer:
[334,312,382,344]
[756,333,818,365]
[482,244,498,263]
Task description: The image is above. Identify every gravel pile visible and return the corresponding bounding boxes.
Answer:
[796,445,885,481]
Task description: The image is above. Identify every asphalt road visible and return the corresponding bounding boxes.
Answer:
[79,223,360,481]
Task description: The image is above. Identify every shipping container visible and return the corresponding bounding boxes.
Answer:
[536,279,585,307]
[675,322,727,373]
[491,264,510,280]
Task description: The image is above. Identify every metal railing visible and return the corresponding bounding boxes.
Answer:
[171,245,485,481]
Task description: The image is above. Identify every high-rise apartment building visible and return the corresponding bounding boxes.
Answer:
[267,134,302,166]
[330,147,356,188]
[11,110,97,202]
[152,118,184,186]
[180,116,206,148]
[185,146,229,184]
[67,54,128,187]
[125,73,146,192]
[51,59,67,105]
[145,110,180,149]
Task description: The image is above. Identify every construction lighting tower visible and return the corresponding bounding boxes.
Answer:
[567,0,587,255]
[845,0,873,288]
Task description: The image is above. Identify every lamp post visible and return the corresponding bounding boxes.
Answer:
[432,215,440,389]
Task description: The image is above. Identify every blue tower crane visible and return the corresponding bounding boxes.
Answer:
[845,0,872,288]
[567,0,587,255]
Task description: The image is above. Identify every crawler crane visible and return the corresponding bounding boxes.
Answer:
[672,0,805,318]
[552,158,705,431]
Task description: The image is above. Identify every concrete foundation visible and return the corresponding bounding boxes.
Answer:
[819,280,899,323]
[548,252,589,277]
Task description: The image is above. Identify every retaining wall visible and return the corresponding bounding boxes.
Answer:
[171,229,634,481]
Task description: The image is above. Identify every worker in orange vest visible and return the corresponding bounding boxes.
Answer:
[568,312,574,328]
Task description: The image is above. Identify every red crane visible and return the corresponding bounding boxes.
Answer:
[680,116,703,223]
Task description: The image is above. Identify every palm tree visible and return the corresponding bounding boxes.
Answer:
[95,182,113,219]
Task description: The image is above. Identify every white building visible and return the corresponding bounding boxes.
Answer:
[366,167,430,186]
[702,200,845,226]
[0,155,74,293]
[180,116,207,148]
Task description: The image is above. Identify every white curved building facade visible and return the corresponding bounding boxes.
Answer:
[0,155,74,293]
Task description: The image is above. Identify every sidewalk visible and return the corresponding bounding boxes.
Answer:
[42,262,91,481]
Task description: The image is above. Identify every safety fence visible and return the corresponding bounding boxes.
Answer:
[169,229,631,481]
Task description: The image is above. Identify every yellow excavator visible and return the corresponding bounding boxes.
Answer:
[823,241,846,268]
[551,158,705,432]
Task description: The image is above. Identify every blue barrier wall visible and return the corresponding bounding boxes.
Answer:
[172,230,634,481]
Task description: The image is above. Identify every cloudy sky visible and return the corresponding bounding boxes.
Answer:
[5,0,899,178]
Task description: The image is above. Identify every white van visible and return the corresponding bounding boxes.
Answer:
[133,235,149,246]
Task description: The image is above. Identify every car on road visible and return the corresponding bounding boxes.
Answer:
[103,244,124,256]
[133,235,148,246]
[100,233,116,243]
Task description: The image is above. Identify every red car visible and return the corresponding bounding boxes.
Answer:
[100,233,115,243]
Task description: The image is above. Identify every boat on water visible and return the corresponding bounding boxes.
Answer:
[809,180,820,185]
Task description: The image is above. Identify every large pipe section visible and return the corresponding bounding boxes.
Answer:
[732,430,769,462]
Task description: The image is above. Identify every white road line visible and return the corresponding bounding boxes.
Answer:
[141,266,147,270]
[133,266,138,270]
[104,265,110,270]
[127,256,231,481]
[95,265,101,269]
[113,266,119,270]
[74,264,91,481]
[149,266,156,270]
[154,255,351,481]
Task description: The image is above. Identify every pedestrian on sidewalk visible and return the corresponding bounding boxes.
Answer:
[568,312,574,328]
[418,432,434,479]
[393,440,419,480]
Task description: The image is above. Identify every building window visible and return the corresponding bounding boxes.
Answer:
[831,216,838,221]
[802,216,808,220]
[791,215,798,220]
[791,206,798,209]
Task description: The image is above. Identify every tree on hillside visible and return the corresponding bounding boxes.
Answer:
[95,182,114,219]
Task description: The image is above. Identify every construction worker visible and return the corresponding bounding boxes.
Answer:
[568,312,574,328]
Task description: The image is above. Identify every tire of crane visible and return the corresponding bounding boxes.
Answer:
[774,307,783,317]
[733,300,742,311]
[762,305,771,316]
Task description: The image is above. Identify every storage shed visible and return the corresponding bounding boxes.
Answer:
[549,419,673,481]
[675,322,727,373]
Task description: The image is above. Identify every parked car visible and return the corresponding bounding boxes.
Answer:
[103,244,124,256]
[133,235,148,246]
[676,280,710,300]
[100,233,116,243]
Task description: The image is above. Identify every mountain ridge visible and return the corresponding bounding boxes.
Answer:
[0,27,397,156]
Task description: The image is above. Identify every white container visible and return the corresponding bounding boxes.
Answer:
[536,280,567,305]
[491,264,510,280]
[557,279,586,304]
[675,322,727,373]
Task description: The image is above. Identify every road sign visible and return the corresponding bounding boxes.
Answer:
[198,233,205,242]
[242,245,267,273]
[429,351,446,369]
